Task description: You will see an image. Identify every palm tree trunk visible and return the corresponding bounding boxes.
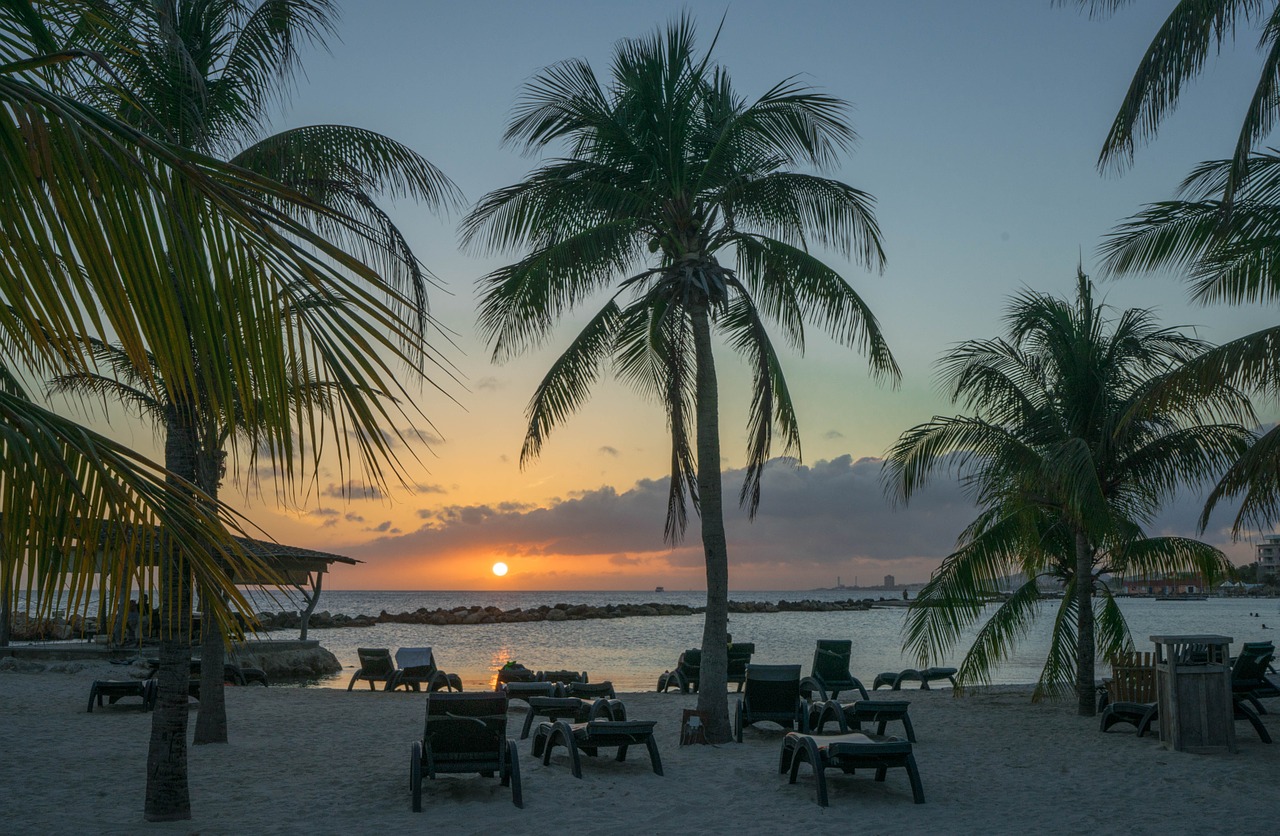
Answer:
[691,306,732,742]
[1074,529,1096,717]
[193,447,227,745]
[146,412,196,821]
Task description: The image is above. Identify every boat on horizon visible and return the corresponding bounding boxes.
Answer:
[654,586,664,593]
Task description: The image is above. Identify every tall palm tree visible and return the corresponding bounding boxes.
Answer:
[3,0,451,820]
[55,0,460,761]
[463,15,896,741]
[884,271,1251,715]
[1062,0,1280,207]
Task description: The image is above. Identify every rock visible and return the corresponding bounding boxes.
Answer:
[545,609,568,622]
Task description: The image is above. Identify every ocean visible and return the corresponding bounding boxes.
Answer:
[243,589,1280,692]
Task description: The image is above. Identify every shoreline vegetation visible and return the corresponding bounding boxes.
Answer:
[256,597,896,631]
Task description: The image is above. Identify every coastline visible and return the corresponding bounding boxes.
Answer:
[1,662,1276,834]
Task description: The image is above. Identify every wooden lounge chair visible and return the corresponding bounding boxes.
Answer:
[409,691,521,809]
[1098,651,1158,736]
[391,647,462,693]
[779,731,925,806]
[736,663,809,743]
[657,648,700,693]
[799,640,869,701]
[533,719,662,778]
[727,642,755,693]
[347,648,399,691]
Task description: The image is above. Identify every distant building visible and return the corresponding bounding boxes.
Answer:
[1258,535,1280,580]
[883,574,895,588]
[1122,573,1209,596]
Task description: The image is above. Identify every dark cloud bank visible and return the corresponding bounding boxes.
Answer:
[350,455,1255,582]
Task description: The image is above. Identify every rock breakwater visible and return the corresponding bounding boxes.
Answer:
[256,597,879,631]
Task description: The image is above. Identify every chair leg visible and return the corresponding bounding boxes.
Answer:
[901,714,917,743]
[906,752,926,803]
[645,734,663,776]
[1236,701,1272,744]
[410,741,423,812]
[520,710,537,740]
[614,743,628,763]
[346,670,361,691]
[506,741,523,808]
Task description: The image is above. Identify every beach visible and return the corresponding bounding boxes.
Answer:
[2,662,1276,835]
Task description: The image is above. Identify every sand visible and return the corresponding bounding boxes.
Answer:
[1,662,1276,835]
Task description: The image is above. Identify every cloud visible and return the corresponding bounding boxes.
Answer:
[476,377,504,392]
[823,430,845,440]
[600,446,620,457]
[415,483,447,495]
[347,453,1254,587]
[321,481,385,501]
[308,508,340,518]
[344,512,365,523]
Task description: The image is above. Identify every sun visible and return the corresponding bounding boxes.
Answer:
[492,561,509,577]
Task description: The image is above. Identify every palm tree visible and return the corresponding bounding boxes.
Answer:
[3,0,452,820]
[884,271,1252,715]
[1062,0,1280,207]
[54,0,460,760]
[1098,153,1280,533]
[462,15,896,741]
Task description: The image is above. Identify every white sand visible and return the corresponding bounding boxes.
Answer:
[1,663,1276,835]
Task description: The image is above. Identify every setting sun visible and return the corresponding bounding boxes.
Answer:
[492,562,509,577]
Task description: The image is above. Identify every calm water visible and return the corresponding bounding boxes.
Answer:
[242,589,1280,692]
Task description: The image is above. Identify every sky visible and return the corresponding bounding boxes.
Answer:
[66,1,1280,590]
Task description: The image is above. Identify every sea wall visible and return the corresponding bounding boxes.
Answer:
[256,597,879,630]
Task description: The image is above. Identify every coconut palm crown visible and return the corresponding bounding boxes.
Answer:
[462,16,896,741]
[884,271,1252,714]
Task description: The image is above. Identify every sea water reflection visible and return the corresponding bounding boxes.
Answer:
[249,590,1279,692]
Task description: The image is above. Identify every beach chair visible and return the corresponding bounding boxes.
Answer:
[347,648,399,691]
[87,678,157,712]
[518,694,626,740]
[779,731,925,806]
[657,648,700,693]
[727,642,755,692]
[533,719,662,778]
[1231,641,1277,714]
[809,698,917,743]
[735,663,809,743]
[799,640,869,701]
[1098,651,1158,736]
[538,669,587,686]
[391,647,462,693]
[409,691,521,809]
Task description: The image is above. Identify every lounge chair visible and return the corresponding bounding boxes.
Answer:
[799,640,868,701]
[409,691,521,809]
[1232,641,1278,714]
[657,648,700,693]
[727,642,755,692]
[518,694,626,740]
[1229,642,1275,743]
[736,663,809,743]
[1098,651,1159,736]
[565,681,616,700]
[533,719,662,778]
[809,698,916,743]
[538,669,587,686]
[347,648,400,691]
[87,678,157,712]
[872,667,958,691]
[779,731,924,805]
[391,647,462,693]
